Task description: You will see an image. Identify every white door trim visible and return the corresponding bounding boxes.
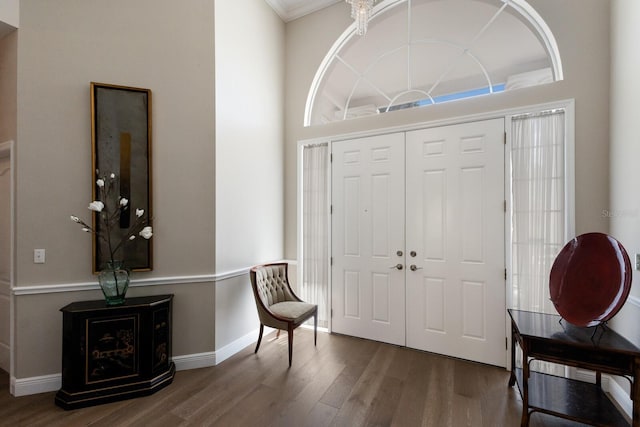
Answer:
[0,140,14,385]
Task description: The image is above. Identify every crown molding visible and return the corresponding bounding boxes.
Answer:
[265,0,341,22]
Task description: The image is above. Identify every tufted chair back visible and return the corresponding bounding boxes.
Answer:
[253,264,296,307]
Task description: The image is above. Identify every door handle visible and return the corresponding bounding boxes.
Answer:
[409,264,423,271]
[390,264,403,270]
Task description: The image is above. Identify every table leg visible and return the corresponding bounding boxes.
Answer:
[521,356,530,427]
[509,322,517,387]
[633,357,640,427]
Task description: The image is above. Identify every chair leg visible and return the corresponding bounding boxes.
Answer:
[314,312,318,347]
[288,324,294,367]
[255,324,264,354]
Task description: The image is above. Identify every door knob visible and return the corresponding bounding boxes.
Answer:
[410,264,422,271]
[390,264,403,270]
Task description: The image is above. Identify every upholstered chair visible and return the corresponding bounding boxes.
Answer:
[249,263,317,367]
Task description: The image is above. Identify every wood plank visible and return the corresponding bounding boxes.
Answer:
[389,349,434,426]
[361,374,403,426]
[0,329,601,427]
[329,344,397,425]
[303,401,339,427]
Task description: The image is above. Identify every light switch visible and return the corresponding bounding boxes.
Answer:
[34,249,45,264]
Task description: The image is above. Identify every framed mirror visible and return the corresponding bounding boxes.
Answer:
[90,82,152,272]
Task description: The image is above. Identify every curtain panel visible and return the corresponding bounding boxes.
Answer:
[302,143,329,328]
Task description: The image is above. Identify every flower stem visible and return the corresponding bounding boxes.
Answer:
[112,267,120,297]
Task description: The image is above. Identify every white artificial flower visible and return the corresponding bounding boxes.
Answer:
[71,170,155,263]
[88,201,104,212]
[139,226,153,239]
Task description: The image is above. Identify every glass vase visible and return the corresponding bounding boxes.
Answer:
[98,260,130,306]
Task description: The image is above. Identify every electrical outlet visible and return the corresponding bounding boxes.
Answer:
[636,253,640,271]
[34,249,45,264]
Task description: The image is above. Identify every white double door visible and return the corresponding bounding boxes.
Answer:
[331,119,506,366]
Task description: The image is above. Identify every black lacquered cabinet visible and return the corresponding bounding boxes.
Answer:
[55,294,175,410]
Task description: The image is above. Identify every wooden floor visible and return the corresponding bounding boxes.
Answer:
[0,329,594,426]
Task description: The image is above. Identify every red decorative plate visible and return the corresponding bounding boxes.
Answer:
[549,232,632,327]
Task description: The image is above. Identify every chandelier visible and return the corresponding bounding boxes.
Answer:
[346,0,374,36]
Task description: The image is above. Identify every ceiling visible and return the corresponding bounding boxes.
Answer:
[265,0,341,22]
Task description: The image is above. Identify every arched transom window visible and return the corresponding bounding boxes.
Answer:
[305,0,563,126]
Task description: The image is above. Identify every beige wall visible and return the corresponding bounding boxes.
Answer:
[610,0,640,356]
[0,0,18,29]
[0,31,16,143]
[215,0,285,272]
[213,0,285,349]
[17,0,216,286]
[13,0,219,379]
[283,0,612,258]
[12,0,285,381]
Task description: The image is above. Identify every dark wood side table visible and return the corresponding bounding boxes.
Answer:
[508,309,640,426]
[55,294,175,410]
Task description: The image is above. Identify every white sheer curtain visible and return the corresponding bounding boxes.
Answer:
[301,143,329,328]
[510,109,566,375]
[511,110,566,313]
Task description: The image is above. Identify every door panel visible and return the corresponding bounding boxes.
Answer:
[405,119,506,367]
[331,133,405,346]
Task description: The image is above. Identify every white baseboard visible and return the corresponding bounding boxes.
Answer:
[10,326,273,396]
[606,374,633,420]
[172,351,216,371]
[11,373,61,397]
[572,369,632,420]
[214,326,275,365]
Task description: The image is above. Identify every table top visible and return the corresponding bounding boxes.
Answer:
[60,294,173,312]
[508,309,640,355]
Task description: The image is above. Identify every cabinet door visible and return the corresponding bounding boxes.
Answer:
[151,305,171,374]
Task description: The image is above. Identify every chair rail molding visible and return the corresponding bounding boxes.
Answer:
[13,260,297,295]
